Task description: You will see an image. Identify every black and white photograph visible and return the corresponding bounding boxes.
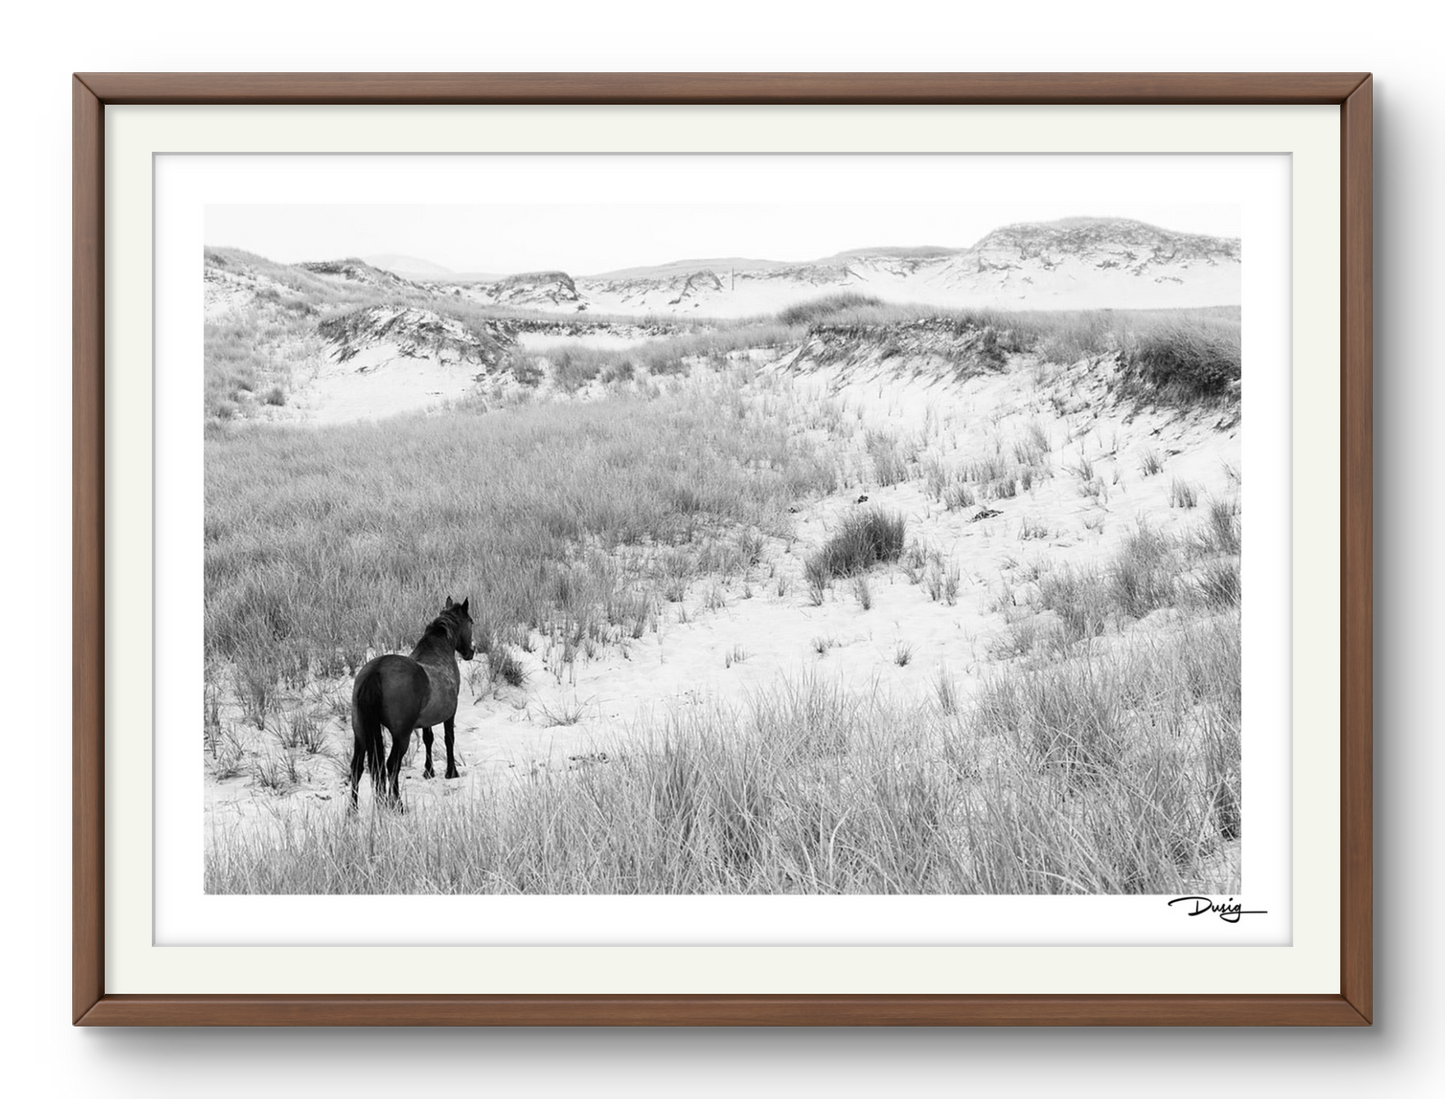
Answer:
[200,183,1247,898]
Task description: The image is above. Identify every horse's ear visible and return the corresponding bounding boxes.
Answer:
[445,596,455,609]
[461,597,469,613]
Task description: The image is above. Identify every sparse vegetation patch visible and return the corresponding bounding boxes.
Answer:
[803,509,908,592]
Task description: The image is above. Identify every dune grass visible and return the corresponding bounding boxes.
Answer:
[776,292,885,327]
[782,296,1235,355]
[1118,313,1242,404]
[1014,511,1240,654]
[864,429,912,486]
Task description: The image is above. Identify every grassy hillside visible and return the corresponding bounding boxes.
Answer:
[205,372,839,697]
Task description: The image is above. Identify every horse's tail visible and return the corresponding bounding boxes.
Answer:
[352,666,388,790]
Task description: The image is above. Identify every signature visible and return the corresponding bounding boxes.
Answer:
[1167,896,1268,924]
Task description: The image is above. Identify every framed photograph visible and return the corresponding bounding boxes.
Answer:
[73,73,1372,1026]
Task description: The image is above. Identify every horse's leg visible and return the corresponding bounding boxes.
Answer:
[444,718,460,780]
[370,728,388,800]
[348,738,365,812]
[421,727,435,779]
[385,728,410,811]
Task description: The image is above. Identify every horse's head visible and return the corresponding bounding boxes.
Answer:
[444,595,476,660]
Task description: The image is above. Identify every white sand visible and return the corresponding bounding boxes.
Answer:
[285,344,485,425]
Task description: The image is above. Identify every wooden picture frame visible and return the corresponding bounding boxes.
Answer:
[72,72,1372,1026]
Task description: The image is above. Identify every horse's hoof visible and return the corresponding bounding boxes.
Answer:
[446,770,461,780]
[423,770,435,780]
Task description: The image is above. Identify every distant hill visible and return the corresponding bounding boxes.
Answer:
[588,256,795,280]
[364,254,458,279]
[567,218,1241,317]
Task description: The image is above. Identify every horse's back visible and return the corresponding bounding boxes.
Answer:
[353,653,431,731]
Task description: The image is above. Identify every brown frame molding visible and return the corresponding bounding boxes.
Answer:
[72,72,1373,1027]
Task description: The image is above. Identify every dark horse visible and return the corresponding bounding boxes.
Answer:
[349,597,476,810]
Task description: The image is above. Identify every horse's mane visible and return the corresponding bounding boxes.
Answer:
[421,606,464,642]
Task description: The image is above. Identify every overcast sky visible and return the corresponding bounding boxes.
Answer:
[206,202,1241,277]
